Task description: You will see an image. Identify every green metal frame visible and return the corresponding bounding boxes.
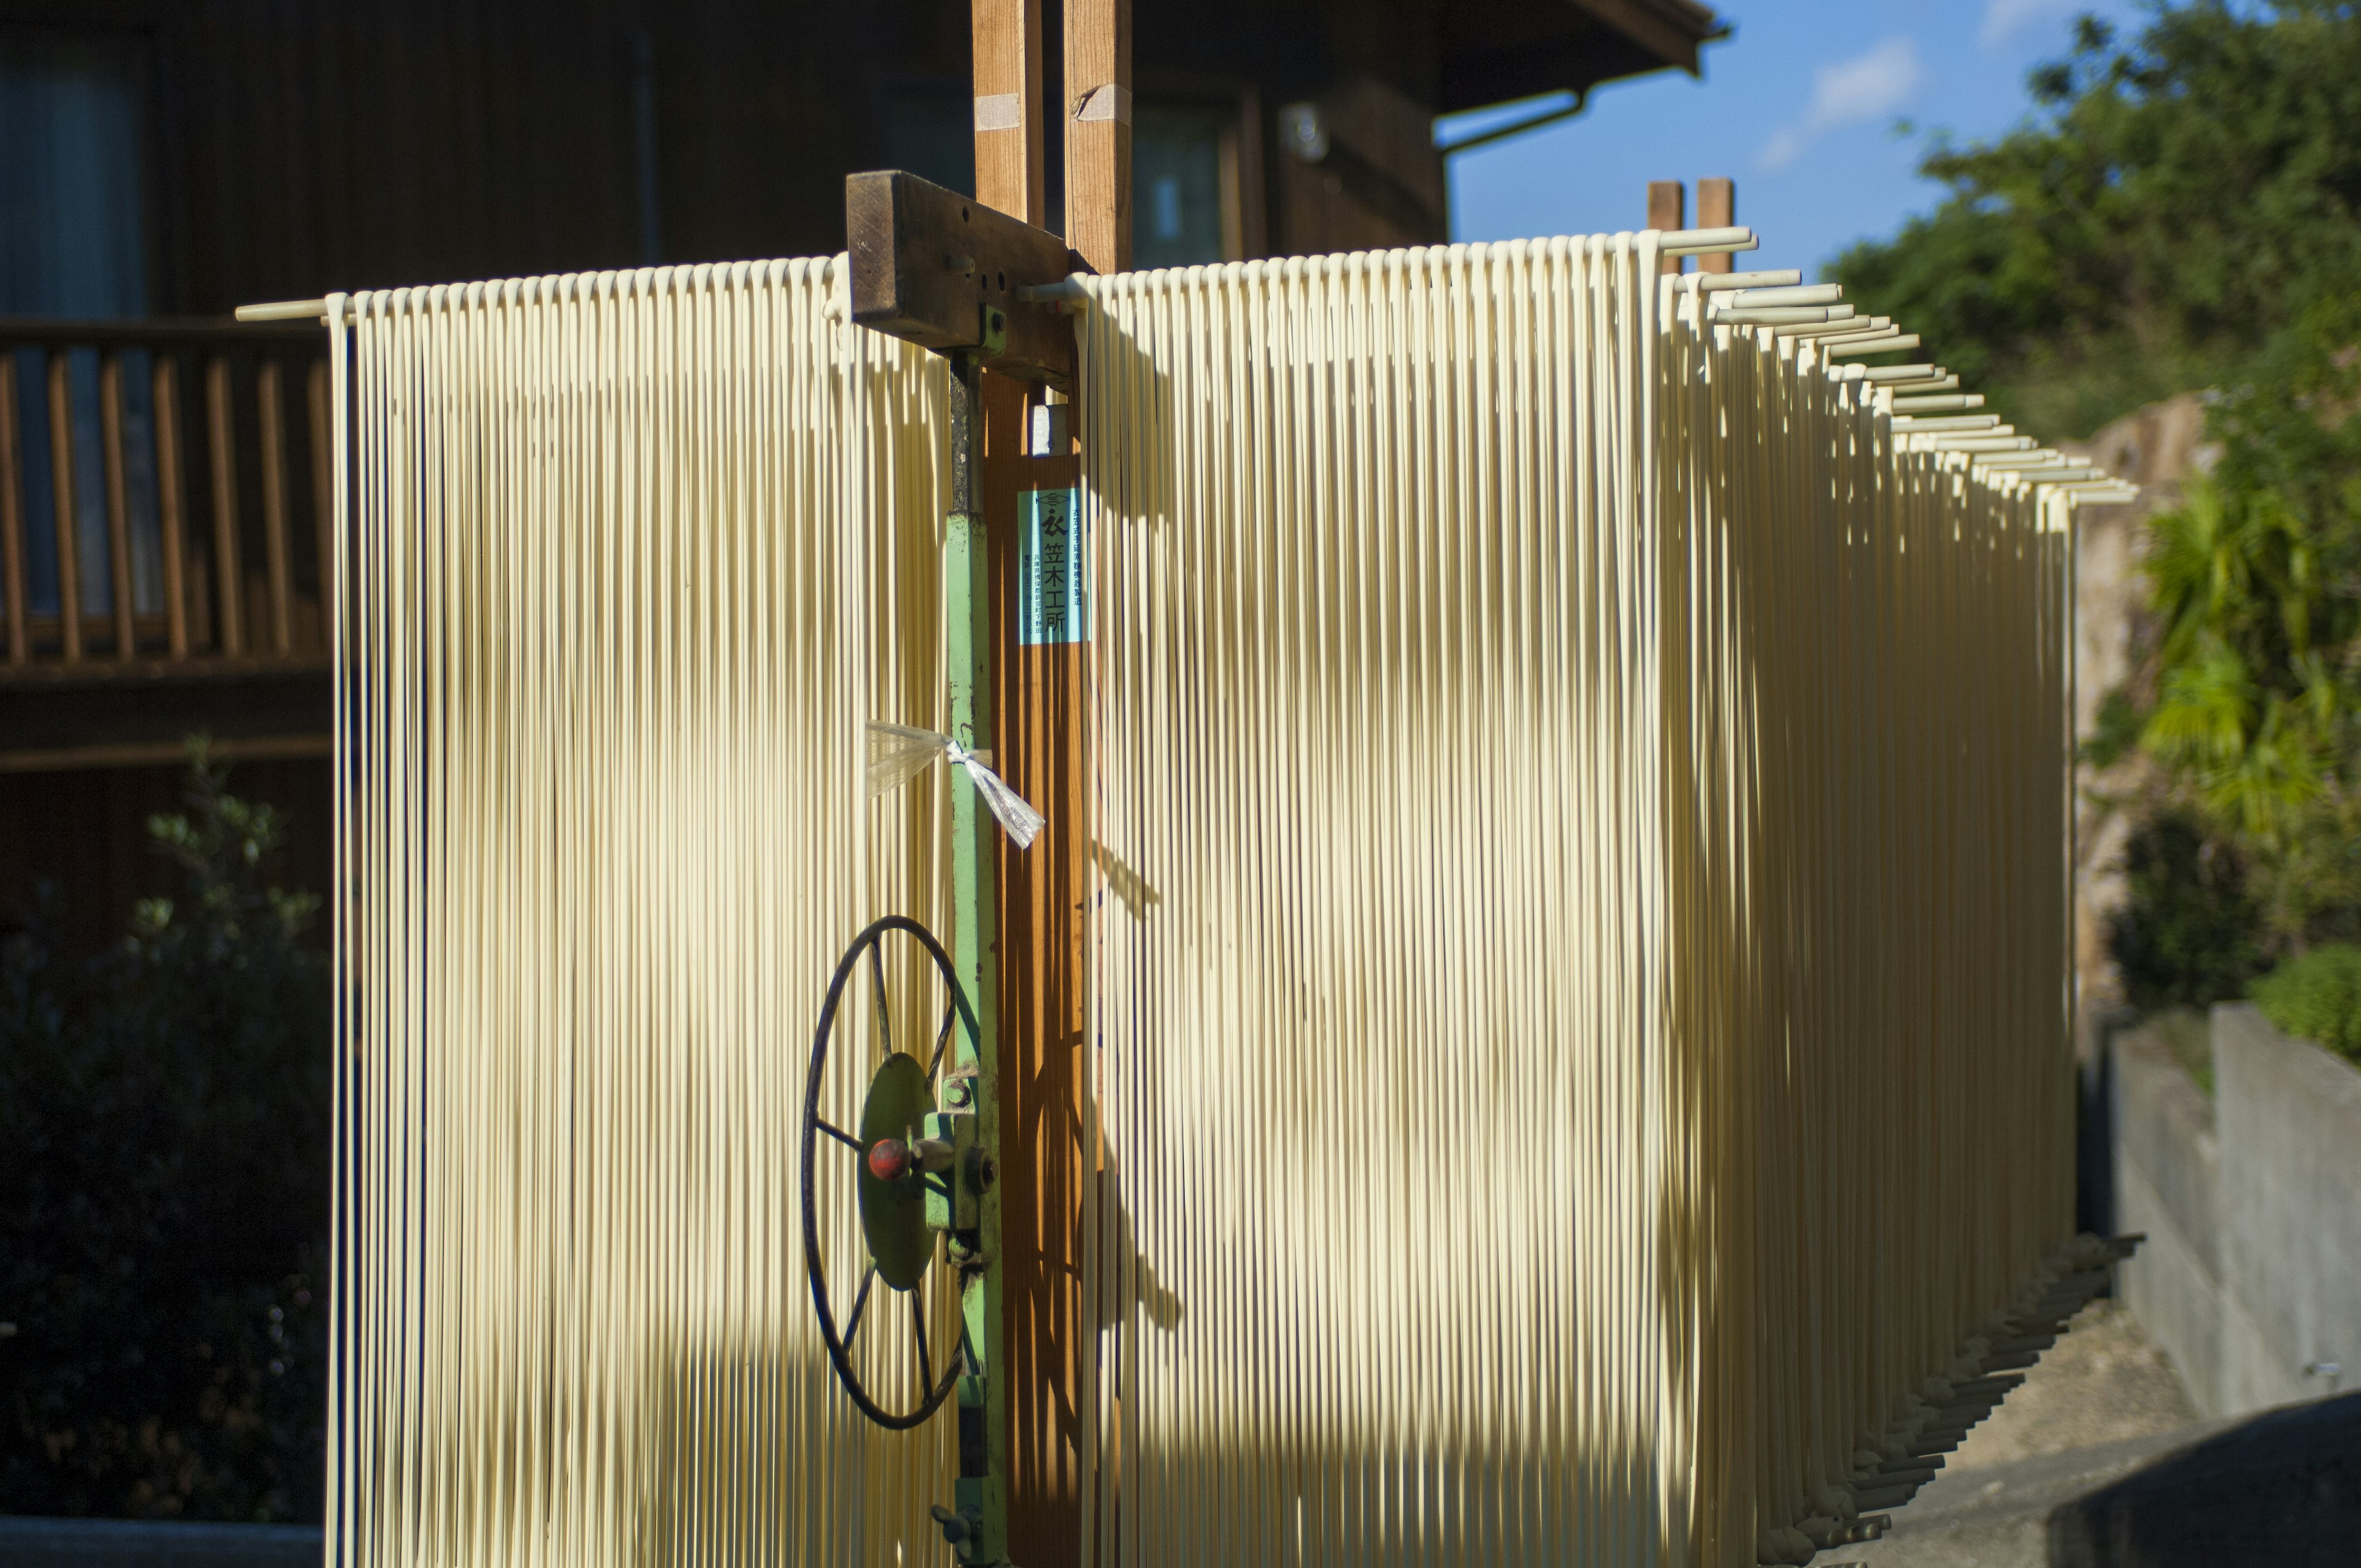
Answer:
[941,351,1010,1566]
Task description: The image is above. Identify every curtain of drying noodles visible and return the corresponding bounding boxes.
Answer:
[330,261,964,1567]
[1074,241,2071,1567]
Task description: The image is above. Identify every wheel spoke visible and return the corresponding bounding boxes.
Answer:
[928,1003,955,1079]
[911,1290,934,1391]
[869,940,893,1057]
[818,1119,863,1153]
[844,1264,877,1348]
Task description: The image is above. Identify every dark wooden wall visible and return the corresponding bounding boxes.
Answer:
[9,0,947,313]
[0,757,332,956]
[2,0,1479,318]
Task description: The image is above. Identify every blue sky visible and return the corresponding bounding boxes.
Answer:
[1441,0,2151,277]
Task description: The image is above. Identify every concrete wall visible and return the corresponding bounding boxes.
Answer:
[2111,1023,2225,1412]
[2111,1003,2361,1418]
[2214,1003,2361,1413]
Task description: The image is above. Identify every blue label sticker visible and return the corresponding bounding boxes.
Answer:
[1016,487,1090,646]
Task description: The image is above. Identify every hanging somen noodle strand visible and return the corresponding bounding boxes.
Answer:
[330,235,2090,1568]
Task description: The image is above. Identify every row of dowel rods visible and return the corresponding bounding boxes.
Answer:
[0,346,330,665]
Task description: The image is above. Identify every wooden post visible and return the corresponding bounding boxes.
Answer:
[1648,178,1686,274]
[1697,178,1736,274]
[970,0,1103,1558]
[1064,0,1133,275]
[968,14,1042,1559]
[972,0,1047,227]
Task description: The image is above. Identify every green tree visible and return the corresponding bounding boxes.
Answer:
[0,745,329,1519]
[2134,296,2361,947]
[1831,2,2361,439]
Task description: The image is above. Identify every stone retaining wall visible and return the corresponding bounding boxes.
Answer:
[2111,1003,2360,1417]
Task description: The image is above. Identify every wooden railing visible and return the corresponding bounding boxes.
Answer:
[0,317,331,673]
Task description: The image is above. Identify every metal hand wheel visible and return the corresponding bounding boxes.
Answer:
[800,914,982,1429]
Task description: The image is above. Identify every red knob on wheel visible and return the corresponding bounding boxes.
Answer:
[868,1138,914,1181]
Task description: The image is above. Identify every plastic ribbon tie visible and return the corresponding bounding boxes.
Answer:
[865,721,1045,850]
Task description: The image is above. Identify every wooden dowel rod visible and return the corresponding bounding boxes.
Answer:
[46,352,81,663]
[155,355,190,657]
[234,300,330,323]
[258,358,294,654]
[308,358,333,651]
[99,352,137,658]
[0,358,26,664]
[206,355,244,655]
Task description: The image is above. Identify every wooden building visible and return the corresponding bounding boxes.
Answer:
[0,0,1722,949]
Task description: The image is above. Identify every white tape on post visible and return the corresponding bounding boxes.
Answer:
[1075,84,1131,125]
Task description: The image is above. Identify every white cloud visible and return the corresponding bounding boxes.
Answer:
[1758,36,1924,172]
[1980,0,2078,49]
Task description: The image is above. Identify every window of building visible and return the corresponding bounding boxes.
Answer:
[0,28,149,317]
[1133,103,1232,269]
[2,28,159,633]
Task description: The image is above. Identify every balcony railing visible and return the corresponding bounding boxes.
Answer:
[0,316,333,668]
[0,318,334,771]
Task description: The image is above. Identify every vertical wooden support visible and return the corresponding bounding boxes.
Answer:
[258,358,295,654]
[0,360,27,665]
[47,352,82,663]
[207,356,245,655]
[1649,178,1687,274]
[1697,178,1736,274]
[967,0,1115,1560]
[992,0,1125,1561]
[155,357,191,657]
[99,354,138,659]
[965,12,1048,1563]
[972,0,1048,226]
[1064,0,1133,275]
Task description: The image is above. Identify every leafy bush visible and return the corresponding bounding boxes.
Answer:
[0,745,328,1519]
[2250,941,2361,1063]
[1833,2,2361,440]
[2110,814,2266,1013]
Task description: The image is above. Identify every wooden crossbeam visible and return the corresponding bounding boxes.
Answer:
[844,170,1077,385]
